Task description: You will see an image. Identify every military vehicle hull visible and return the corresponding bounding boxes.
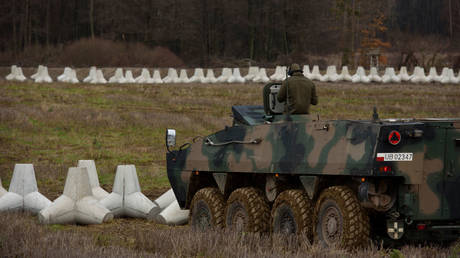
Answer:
[166,83,460,247]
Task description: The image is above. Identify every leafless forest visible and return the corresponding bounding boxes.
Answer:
[1,0,460,67]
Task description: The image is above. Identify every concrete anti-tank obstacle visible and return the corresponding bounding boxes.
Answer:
[426,67,442,83]
[321,66,340,82]
[189,68,206,83]
[155,200,189,225]
[309,65,322,81]
[303,65,311,79]
[217,68,232,83]
[109,68,126,83]
[84,66,97,83]
[92,69,107,84]
[382,67,401,83]
[135,68,153,84]
[99,165,156,219]
[35,66,53,83]
[0,164,52,214]
[441,68,460,84]
[162,68,179,83]
[178,69,190,83]
[244,66,259,81]
[150,188,176,216]
[410,66,428,83]
[68,69,79,84]
[351,66,370,83]
[77,160,109,200]
[6,65,17,80]
[228,68,246,83]
[58,67,71,82]
[6,65,27,82]
[398,66,412,82]
[152,69,163,84]
[338,66,352,81]
[270,66,283,81]
[0,178,7,198]
[204,69,218,83]
[252,68,270,83]
[39,167,113,224]
[31,65,44,80]
[368,67,382,83]
[125,70,136,83]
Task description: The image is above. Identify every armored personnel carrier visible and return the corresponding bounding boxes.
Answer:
[166,82,460,248]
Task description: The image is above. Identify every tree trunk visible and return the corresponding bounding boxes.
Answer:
[90,0,95,39]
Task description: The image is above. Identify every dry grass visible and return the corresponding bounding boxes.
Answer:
[0,80,459,256]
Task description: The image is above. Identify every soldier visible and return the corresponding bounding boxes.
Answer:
[277,63,318,114]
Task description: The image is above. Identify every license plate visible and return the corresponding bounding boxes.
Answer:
[377,153,413,161]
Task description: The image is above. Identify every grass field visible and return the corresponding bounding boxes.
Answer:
[0,80,460,257]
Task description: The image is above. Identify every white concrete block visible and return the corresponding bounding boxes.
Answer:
[77,160,109,200]
[410,66,429,83]
[217,68,232,83]
[338,66,352,81]
[189,68,206,83]
[155,200,189,225]
[93,69,107,84]
[0,164,51,214]
[152,188,176,215]
[252,68,270,83]
[270,66,283,81]
[39,167,113,224]
[369,67,382,83]
[382,67,401,83]
[15,67,27,82]
[84,67,97,83]
[441,68,460,84]
[58,67,71,82]
[162,68,179,83]
[244,66,259,81]
[228,68,245,83]
[125,70,136,83]
[398,66,412,81]
[35,66,53,83]
[152,70,163,84]
[6,65,17,81]
[351,66,370,83]
[69,69,79,84]
[426,67,442,83]
[178,69,190,83]
[31,65,43,80]
[135,68,153,83]
[99,165,156,219]
[310,65,323,81]
[303,65,311,79]
[321,66,340,82]
[204,69,218,83]
[109,68,126,83]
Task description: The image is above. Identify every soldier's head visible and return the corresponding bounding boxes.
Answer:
[288,63,302,76]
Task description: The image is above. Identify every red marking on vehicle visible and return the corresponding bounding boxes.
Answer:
[388,130,401,145]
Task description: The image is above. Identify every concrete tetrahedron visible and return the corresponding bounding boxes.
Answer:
[135,68,153,84]
[252,68,270,83]
[39,167,113,224]
[399,66,412,82]
[178,69,190,83]
[155,200,189,225]
[99,165,156,219]
[125,70,136,83]
[84,67,97,83]
[189,68,206,83]
[426,67,442,83]
[351,66,370,83]
[270,66,283,81]
[338,66,352,82]
[303,65,311,79]
[204,69,218,83]
[109,68,126,83]
[31,65,43,80]
[162,68,179,83]
[150,188,176,216]
[152,70,163,84]
[0,164,51,214]
[58,67,71,82]
[6,65,17,81]
[77,160,109,200]
[368,67,382,83]
[321,66,340,82]
[217,68,232,83]
[35,66,53,83]
[228,68,245,83]
[441,68,460,84]
[244,66,259,81]
[382,67,401,83]
[310,65,323,81]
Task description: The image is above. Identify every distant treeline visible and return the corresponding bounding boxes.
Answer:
[1,0,460,65]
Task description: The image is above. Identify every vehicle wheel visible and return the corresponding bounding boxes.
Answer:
[314,186,369,249]
[225,187,270,232]
[189,187,225,231]
[271,189,313,239]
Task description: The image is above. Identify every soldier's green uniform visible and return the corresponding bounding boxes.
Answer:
[277,63,318,114]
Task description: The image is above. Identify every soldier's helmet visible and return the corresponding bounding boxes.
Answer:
[288,63,302,76]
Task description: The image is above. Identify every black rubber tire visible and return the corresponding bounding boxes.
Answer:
[225,187,270,233]
[314,186,370,249]
[189,187,225,231]
[271,189,313,240]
